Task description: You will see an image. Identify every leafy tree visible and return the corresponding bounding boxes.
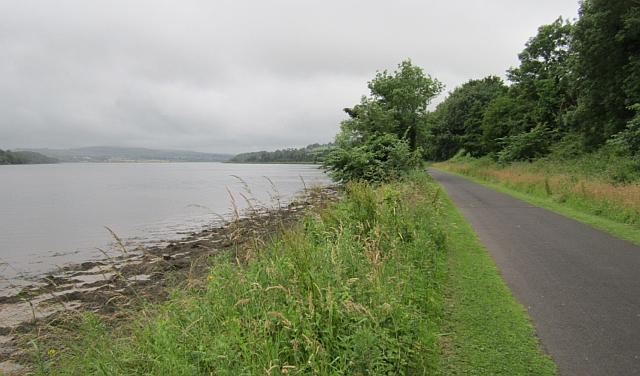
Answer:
[479,17,575,159]
[366,60,444,150]
[480,93,537,154]
[507,17,576,132]
[324,60,441,182]
[571,0,640,146]
[339,97,400,148]
[424,76,507,160]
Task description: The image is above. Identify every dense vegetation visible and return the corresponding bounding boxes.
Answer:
[323,1,640,183]
[227,143,334,163]
[41,175,447,374]
[30,173,555,375]
[424,0,640,163]
[429,0,640,239]
[323,60,442,182]
[0,149,58,165]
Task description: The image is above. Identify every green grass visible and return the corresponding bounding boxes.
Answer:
[464,172,640,245]
[435,156,640,246]
[437,188,557,375]
[23,171,559,375]
[39,174,447,375]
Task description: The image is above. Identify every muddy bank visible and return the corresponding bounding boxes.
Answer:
[0,185,339,375]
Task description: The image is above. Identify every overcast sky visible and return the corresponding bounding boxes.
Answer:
[0,1,580,154]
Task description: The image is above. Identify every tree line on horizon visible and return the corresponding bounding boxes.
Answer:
[0,149,58,165]
[324,0,640,182]
[228,143,335,163]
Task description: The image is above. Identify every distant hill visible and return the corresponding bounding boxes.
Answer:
[17,147,235,163]
[0,149,59,165]
[227,143,334,164]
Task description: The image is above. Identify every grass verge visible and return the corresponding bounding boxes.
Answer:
[16,171,560,375]
[35,174,447,375]
[435,160,640,245]
[437,188,557,375]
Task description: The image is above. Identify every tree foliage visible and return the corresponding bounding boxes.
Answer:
[324,60,442,182]
[423,5,640,163]
[423,76,507,160]
[367,60,444,150]
[497,124,555,163]
[228,143,334,163]
[572,0,640,146]
[0,149,58,165]
[422,17,577,162]
[507,17,575,132]
[339,97,400,149]
[327,3,640,169]
[480,94,536,155]
[608,105,640,160]
[324,133,421,183]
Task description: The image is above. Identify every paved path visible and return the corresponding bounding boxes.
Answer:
[429,169,640,376]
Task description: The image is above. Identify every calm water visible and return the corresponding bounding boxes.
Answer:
[0,163,329,290]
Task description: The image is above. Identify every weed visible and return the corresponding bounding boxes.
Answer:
[436,152,640,228]
[40,174,447,374]
[545,176,553,196]
[12,172,555,375]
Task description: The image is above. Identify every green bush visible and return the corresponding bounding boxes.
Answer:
[608,104,640,161]
[323,133,422,183]
[497,124,554,163]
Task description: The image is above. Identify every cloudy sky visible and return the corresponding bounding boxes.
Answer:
[1,1,580,154]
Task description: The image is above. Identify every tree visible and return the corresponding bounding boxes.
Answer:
[571,0,640,146]
[324,60,442,182]
[480,93,536,154]
[477,17,576,159]
[366,60,444,150]
[507,16,575,132]
[423,76,507,160]
[339,97,401,149]
[497,124,555,163]
[608,104,640,160]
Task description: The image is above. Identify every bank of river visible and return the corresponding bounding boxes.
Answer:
[0,163,329,292]
[0,178,338,374]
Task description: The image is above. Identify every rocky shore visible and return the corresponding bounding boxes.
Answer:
[0,185,339,375]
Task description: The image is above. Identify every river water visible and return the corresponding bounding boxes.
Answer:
[0,163,330,292]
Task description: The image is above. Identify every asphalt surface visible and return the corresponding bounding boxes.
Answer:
[429,168,640,376]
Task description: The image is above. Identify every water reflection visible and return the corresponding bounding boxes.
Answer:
[0,163,329,288]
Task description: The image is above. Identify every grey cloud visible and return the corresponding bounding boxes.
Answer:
[0,0,580,153]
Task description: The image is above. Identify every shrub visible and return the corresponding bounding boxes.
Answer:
[497,124,554,163]
[608,104,640,161]
[323,133,422,183]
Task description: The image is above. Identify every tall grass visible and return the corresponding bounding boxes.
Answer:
[437,150,640,227]
[41,173,447,375]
